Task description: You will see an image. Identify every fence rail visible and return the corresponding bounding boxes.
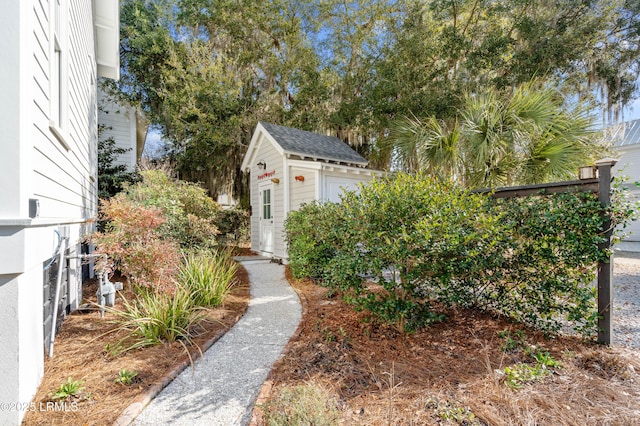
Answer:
[474,159,618,345]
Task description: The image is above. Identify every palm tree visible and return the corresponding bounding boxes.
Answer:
[390,114,462,181]
[388,81,607,188]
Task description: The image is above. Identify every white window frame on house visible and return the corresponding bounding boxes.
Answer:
[49,0,70,150]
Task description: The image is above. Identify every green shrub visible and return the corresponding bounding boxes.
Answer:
[125,169,220,250]
[179,250,238,307]
[285,202,342,280]
[91,195,182,292]
[215,208,250,245]
[285,172,634,337]
[349,175,502,332]
[107,285,205,355]
[473,192,606,334]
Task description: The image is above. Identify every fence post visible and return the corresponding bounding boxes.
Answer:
[595,158,618,345]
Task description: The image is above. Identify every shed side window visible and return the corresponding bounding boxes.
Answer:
[262,189,272,219]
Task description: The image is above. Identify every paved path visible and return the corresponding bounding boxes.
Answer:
[133,259,301,425]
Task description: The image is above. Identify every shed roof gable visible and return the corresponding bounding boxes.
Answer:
[241,122,368,171]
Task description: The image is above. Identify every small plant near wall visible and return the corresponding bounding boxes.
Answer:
[115,369,138,386]
[52,377,84,401]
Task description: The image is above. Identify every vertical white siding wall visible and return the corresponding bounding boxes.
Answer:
[249,136,284,255]
[614,144,640,241]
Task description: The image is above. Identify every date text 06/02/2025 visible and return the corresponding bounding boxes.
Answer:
[0,401,79,412]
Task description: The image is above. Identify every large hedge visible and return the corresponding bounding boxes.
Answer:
[285,173,632,335]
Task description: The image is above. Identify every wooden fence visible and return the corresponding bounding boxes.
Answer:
[474,158,618,345]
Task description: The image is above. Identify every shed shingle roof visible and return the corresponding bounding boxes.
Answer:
[260,122,368,165]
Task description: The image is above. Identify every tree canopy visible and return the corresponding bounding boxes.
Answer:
[115,0,640,196]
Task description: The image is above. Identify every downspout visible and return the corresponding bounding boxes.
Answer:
[48,236,67,357]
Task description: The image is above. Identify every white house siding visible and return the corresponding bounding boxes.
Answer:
[249,133,284,255]
[98,88,138,170]
[0,1,104,423]
[32,0,98,219]
[614,144,640,241]
[289,166,318,211]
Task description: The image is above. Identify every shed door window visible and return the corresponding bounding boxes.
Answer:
[262,189,272,219]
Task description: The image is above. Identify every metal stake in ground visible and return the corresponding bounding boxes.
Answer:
[596,158,618,346]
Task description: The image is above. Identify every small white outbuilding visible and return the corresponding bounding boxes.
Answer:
[241,122,385,260]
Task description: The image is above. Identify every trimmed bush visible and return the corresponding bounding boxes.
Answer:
[285,201,342,280]
[124,169,220,250]
[92,195,182,292]
[285,172,634,336]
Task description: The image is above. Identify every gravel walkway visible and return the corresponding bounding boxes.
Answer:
[613,250,640,349]
[132,259,301,426]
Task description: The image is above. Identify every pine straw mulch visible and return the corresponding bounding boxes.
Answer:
[22,265,250,426]
[257,268,640,425]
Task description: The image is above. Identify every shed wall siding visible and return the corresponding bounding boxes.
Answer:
[289,167,317,211]
[321,170,374,202]
[249,135,283,254]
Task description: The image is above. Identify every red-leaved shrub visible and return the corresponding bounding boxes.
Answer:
[92,194,181,293]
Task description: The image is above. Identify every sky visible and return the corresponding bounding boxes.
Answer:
[624,98,640,122]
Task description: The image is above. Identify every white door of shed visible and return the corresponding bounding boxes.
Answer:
[259,182,274,253]
[325,176,362,203]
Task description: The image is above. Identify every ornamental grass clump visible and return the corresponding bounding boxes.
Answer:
[106,285,205,355]
[178,250,238,308]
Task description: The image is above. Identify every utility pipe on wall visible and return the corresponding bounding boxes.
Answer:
[48,237,67,357]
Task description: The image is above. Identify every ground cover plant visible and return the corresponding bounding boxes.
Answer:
[285,173,635,337]
[88,169,244,354]
[258,270,640,425]
[22,266,250,425]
